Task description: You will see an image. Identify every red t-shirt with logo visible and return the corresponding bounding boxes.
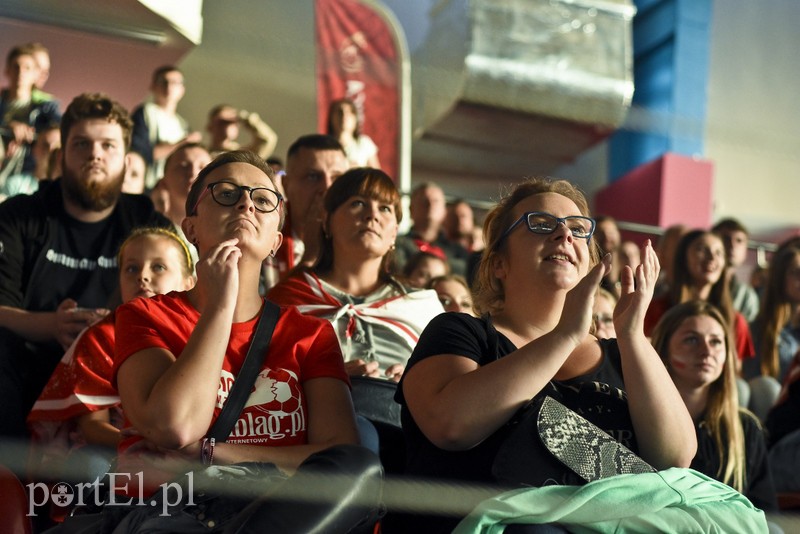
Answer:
[113,292,348,495]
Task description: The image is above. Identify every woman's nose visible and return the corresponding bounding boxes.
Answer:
[552,221,573,242]
[364,203,379,219]
[237,190,256,212]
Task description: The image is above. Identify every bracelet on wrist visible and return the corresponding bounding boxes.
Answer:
[200,437,216,466]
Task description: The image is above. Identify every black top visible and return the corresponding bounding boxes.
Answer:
[390,312,638,533]
[765,367,800,446]
[691,410,777,511]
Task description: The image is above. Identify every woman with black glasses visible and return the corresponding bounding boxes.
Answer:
[390,177,696,533]
[88,150,381,532]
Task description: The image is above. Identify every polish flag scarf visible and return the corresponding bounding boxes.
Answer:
[268,270,443,359]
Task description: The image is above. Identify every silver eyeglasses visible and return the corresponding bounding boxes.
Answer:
[499,211,596,243]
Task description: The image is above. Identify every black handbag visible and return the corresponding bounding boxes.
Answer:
[492,394,655,488]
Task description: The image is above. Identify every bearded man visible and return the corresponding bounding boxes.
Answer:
[0,93,169,440]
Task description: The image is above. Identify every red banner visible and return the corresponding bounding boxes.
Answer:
[315,0,400,181]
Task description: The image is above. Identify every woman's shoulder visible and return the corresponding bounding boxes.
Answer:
[277,303,331,328]
[268,269,328,305]
[117,291,192,320]
[425,310,489,333]
[414,312,502,358]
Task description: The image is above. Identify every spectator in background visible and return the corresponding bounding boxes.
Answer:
[444,199,482,253]
[644,230,755,364]
[712,218,760,322]
[0,93,170,440]
[0,122,60,200]
[269,167,442,382]
[402,250,449,289]
[593,287,618,340]
[428,274,474,315]
[205,103,278,159]
[619,239,642,274]
[594,215,622,297]
[654,223,689,298]
[326,97,380,168]
[745,239,800,421]
[751,264,768,298]
[261,134,348,291]
[28,42,51,91]
[396,182,469,277]
[765,348,800,493]
[651,300,777,512]
[149,143,211,265]
[130,65,202,189]
[121,150,146,194]
[1,44,61,181]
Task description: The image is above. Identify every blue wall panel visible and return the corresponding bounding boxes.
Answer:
[609,0,712,180]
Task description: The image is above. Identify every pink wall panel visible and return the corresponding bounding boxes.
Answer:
[593,152,714,243]
[658,153,714,229]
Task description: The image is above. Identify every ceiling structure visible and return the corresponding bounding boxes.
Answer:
[404,0,635,201]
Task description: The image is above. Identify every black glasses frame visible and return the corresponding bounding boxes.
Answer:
[191,181,283,215]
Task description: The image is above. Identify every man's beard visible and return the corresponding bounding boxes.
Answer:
[62,162,125,212]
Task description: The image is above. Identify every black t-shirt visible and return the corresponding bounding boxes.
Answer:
[389,313,638,534]
[691,411,777,511]
[766,371,800,446]
[395,313,637,486]
[26,207,125,313]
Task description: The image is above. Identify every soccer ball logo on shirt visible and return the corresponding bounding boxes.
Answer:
[218,367,306,444]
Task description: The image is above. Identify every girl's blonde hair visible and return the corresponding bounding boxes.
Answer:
[118,227,194,278]
[472,177,600,316]
[651,300,747,492]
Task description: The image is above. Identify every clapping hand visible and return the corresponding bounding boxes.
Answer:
[614,239,659,337]
[556,253,612,344]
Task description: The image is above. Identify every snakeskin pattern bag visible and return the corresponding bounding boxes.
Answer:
[492,395,654,487]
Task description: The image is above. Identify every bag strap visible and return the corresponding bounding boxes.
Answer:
[207,300,281,441]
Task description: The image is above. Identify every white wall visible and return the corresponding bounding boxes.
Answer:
[704,0,800,242]
[178,1,319,163]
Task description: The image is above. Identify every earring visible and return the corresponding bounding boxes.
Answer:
[269,250,275,258]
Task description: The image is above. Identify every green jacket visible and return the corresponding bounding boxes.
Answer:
[454,468,766,534]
